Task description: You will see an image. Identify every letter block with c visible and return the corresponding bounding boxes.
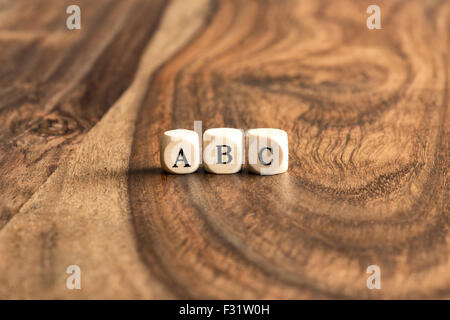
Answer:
[246,128,288,175]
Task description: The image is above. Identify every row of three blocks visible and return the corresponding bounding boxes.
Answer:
[160,128,288,175]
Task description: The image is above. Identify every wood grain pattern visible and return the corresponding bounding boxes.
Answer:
[0,0,448,299]
[0,0,167,229]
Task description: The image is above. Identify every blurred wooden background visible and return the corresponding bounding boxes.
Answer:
[0,0,448,299]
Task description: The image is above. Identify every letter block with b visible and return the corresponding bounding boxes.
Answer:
[203,128,243,174]
[160,129,200,174]
[246,128,288,175]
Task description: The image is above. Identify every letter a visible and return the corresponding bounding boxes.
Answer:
[66,5,81,30]
[366,265,381,289]
[366,5,381,30]
[173,149,191,168]
[66,265,81,290]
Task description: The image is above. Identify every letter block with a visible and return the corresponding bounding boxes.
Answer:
[203,128,243,174]
[160,129,200,174]
[246,128,288,175]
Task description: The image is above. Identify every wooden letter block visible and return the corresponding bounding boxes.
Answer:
[203,128,243,174]
[160,129,200,174]
[246,128,288,175]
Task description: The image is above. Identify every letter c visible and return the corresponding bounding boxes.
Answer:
[258,147,273,166]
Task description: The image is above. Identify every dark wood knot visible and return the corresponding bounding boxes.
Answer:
[30,115,79,137]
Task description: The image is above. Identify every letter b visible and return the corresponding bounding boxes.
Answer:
[217,145,233,164]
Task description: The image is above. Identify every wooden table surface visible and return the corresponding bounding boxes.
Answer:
[0,0,448,299]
